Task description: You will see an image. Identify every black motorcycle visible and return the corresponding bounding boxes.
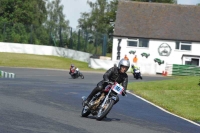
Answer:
[70,68,84,79]
[133,69,143,80]
[81,81,126,121]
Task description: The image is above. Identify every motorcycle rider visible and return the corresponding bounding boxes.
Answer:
[83,58,130,106]
[131,64,138,78]
[69,64,76,75]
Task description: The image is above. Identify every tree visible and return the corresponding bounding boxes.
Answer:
[0,0,70,46]
[0,0,47,25]
[0,0,48,43]
[45,0,70,47]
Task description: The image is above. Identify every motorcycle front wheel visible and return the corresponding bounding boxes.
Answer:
[81,106,91,117]
[96,99,115,121]
[79,73,84,79]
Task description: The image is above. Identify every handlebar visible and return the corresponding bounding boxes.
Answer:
[104,81,114,85]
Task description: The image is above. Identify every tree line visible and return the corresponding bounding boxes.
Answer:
[0,0,176,54]
[0,0,69,47]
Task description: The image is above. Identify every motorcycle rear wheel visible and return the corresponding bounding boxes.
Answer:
[96,99,115,121]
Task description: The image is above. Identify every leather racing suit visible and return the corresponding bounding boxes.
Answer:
[86,66,128,104]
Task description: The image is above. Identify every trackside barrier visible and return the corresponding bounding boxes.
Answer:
[165,64,200,76]
[165,64,173,76]
[0,71,16,78]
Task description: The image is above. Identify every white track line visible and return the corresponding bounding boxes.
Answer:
[127,90,200,127]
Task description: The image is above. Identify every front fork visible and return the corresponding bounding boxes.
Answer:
[100,89,112,109]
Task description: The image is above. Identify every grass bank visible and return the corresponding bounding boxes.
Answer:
[0,52,104,71]
[128,76,200,123]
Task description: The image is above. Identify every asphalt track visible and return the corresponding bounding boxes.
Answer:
[0,67,199,133]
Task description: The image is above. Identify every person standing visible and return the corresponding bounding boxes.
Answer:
[124,54,129,60]
[133,55,138,65]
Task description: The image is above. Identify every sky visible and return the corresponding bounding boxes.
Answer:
[60,0,200,29]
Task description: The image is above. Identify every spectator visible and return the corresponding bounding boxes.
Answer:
[133,55,138,64]
[124,54,129,60]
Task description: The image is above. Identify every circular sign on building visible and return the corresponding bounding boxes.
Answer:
[158,43,172,56]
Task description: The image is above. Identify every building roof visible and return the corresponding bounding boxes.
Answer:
[114,1,200,42]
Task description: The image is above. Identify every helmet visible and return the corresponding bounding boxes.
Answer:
[118,59,130,72]
[71,64,74,67]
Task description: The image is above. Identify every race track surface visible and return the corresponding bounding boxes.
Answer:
[0,67,199,133]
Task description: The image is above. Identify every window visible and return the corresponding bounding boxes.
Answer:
[175,41,180,49]
[184,59,199,66]
[175,41,192,51]
[191,59,199,66]
[181,44,191,50]
[127,38,149,48]
[185,61,191,65]
[127,39,138,47]
[139,38,149,47]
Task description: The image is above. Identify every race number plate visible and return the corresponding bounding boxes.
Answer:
[111,83,124,94]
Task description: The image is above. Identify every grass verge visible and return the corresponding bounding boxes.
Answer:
[128,76,200,123]
[0,52,104,71]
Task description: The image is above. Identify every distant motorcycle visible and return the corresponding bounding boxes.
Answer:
[133,68,143,80]
[70,68,84,79]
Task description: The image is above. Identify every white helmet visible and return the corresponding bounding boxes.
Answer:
[118,59,130,72]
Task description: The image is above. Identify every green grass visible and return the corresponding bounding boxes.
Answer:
[128,76,200,122]
[0,52,104,71]
[106,53,112,57]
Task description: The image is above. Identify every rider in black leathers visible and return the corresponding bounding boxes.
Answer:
[83,58,130,106]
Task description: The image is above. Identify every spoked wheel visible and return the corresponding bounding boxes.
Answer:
[81,106,91,117]
[79,73,84,79]
[96,99,115,121]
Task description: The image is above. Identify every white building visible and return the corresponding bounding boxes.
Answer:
[112,1,200,74]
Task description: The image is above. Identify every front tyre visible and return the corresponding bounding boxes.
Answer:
[71,75,76,79]
[81,106,91,117]
[96,99,115,121]
[80,73,84,79]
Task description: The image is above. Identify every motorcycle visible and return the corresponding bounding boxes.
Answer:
[70,68,84,79]
[81,81,126,121]
[133,68,143,80]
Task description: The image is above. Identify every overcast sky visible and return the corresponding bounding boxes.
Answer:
[60,0,200,29]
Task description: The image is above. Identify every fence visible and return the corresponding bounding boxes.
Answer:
[0,22,108,56]
[165,64,200,76]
